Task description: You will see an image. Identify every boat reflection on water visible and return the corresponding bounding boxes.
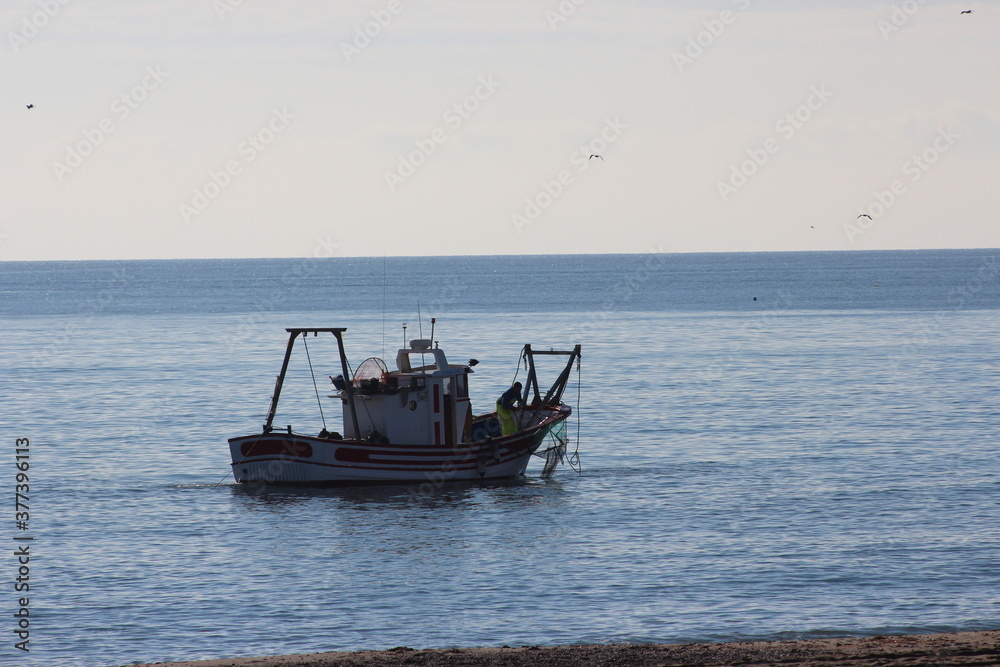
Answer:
[230,474,555,503]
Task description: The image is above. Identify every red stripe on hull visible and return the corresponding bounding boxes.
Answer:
[240,439,313,458]
[236,455,527,473]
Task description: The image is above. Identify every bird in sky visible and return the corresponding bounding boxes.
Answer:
[589,154,603,160]
[961,9,973,13]
[26,104,34,109]
[858,214,873,220]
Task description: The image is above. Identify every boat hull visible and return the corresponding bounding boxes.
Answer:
[228,407,570,486]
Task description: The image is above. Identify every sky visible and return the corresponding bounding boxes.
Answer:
[1,0,998,261]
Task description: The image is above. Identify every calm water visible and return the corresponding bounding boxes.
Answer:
[1,250,999,667]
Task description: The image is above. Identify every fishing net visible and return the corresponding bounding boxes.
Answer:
[352,357,388,393]
[536,420,568,478]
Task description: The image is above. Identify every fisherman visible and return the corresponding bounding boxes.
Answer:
[496,381,524,436]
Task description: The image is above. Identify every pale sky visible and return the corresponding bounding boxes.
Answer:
[2,0,997,261]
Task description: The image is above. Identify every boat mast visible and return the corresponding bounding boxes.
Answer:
[521,344,582,407]
[263,330,302,432]
[262,328,357,437]
[539,344,582,405]
[331,329,362,441]
[522,344,541,405]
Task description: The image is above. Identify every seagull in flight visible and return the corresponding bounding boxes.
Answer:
[858,214,873,220]
[26,104,34,109]
[589,154,603,161]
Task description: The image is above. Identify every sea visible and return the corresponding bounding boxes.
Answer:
[1,249,998,667]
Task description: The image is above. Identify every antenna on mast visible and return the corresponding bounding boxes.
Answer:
[381,256,387,358]
[416,303,425,366]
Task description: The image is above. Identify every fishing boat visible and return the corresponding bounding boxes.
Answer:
[228,326,581,486]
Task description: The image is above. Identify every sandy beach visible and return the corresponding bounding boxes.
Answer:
[129,630,1000,667]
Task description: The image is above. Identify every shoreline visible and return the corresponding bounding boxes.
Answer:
[131,630,1000,666]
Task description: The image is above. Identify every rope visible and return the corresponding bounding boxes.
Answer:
[507,346,527,434]
[213,372,289,486]
[212,467,235,486]
[213,430,264,486]
[302,335,327,431]
[508,346,525,388]
[568,353,582,473]
[356,378,379,440]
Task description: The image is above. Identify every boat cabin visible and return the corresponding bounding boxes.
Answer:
[336,339,473,446]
